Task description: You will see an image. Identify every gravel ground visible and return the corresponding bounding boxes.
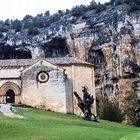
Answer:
[0,104,25,118]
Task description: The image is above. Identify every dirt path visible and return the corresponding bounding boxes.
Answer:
[0,104,25,118]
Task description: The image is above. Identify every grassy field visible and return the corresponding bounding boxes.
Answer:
[0,107,140,140]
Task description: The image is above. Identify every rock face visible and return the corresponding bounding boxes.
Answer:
[0,2,140,122]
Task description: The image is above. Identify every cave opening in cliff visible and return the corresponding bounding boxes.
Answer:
[88,49,105,65]
[43,36,69,58]
[0,44,32,59]
[104,84,114,96]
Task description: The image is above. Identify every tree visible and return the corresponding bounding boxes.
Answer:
[58,10,64,16]
[88,0,97,10]
[96,2,106,13]
[28,26,39,36]
[32,17,44,28]
[44,10,50,17]
[23,15,33,21]
[23,15,33,29]
[11,19,22,32]
[130,1,140,11]
[0,32,3,38]
[49,13,61,23]
[65,9,70,14]
[71,5,87,17]
[134,0,140,5]
[36,13,43,17]
[5,19,10,27]
[0,21,8,32]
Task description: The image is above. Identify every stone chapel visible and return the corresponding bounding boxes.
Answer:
[0,57,96,115]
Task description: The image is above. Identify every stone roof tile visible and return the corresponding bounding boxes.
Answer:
[0,57,93,67]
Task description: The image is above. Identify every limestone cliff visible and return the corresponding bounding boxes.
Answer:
[0,1,140,122]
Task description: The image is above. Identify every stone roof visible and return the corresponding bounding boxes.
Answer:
[0,57,93,67]
[48,57,93,66]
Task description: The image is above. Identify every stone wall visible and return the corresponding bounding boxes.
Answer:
[60,64,96,116]
[21,60,72,113]
[0,67,22,104]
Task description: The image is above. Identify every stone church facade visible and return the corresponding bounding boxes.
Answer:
[0,57,96,115]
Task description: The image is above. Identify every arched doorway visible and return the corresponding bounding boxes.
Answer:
[6,89,15,103]
[0,82,21,104]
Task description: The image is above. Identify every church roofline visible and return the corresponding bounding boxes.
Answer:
[0,57,94,67]
[20,59,65,73]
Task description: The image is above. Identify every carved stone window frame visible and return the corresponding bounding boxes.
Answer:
[36,71,49,83]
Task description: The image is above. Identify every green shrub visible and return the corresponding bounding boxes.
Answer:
[88,0,98,10]
[11,19,22,32]
[28,27,39,36]
[134,0,140,5]
[71,5,87,17]
[0,32,3,38]
[96,3,106,13]
[0,27,8,32]
[133,80,140,85]
[102,100,124,122]
[115,0,122,6]
[120,26,132,35]
[130,2,140,11]
[130,61,140,73]
[124,91,138,124]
